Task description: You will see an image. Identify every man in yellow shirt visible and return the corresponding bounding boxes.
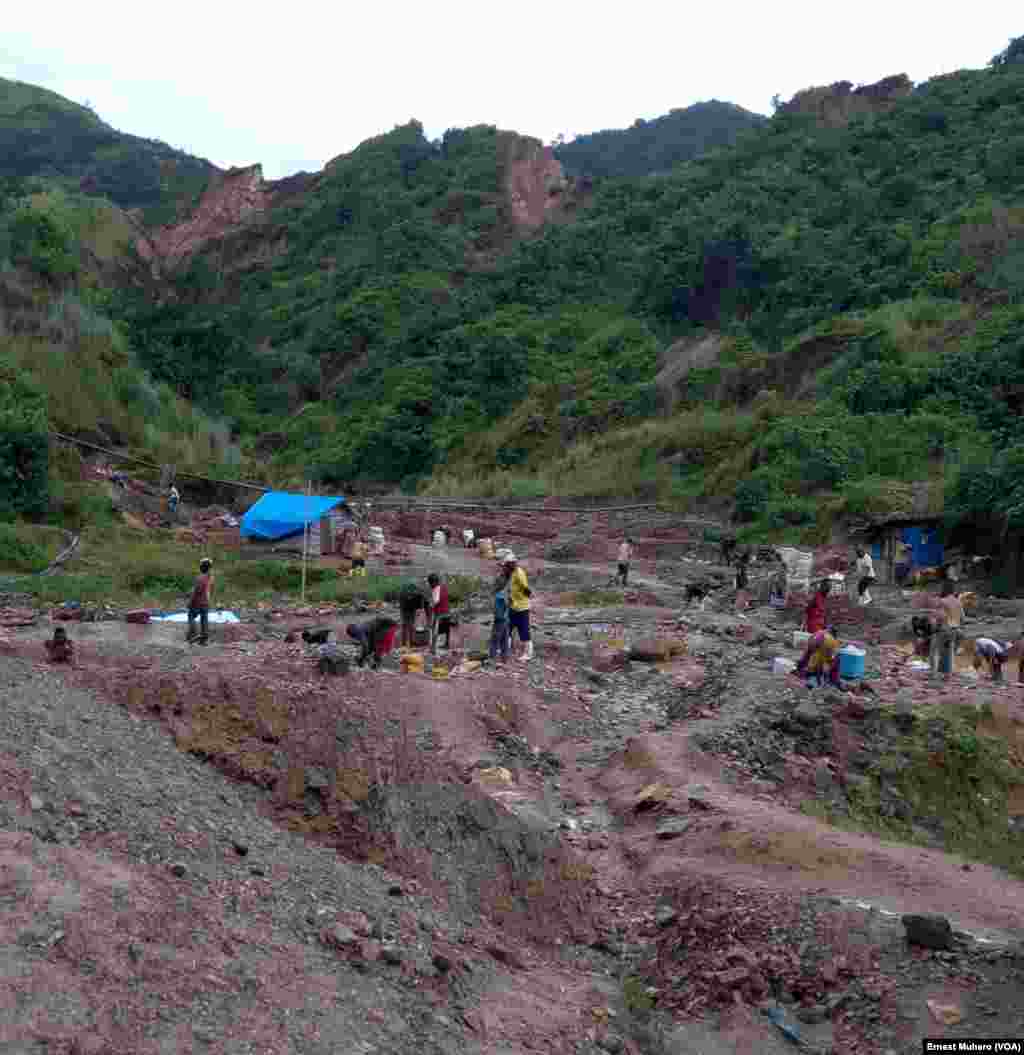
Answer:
[503,554,533,661]
[350,535,368,578]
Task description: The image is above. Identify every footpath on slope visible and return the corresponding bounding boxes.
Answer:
[2,511,1023,1054]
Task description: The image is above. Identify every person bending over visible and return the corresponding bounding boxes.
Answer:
[346,617,398,669]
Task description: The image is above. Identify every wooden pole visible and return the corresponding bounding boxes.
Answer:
[301,480,311,603]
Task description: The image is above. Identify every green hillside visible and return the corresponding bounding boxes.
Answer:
[106,44,1024,546]
[0,76,216,226]
[4,41,1024,574]
[0,177,237,525]
[114,121,668,488]
[553,100,767,179]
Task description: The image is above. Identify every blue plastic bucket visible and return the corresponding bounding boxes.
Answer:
[838,646,865,680]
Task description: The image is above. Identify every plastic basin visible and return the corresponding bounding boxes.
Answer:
[838,646,865,680]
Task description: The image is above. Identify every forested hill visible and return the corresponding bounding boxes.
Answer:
[0,77,216,226]
[553,100,767,179]
[4,40,1024,571]
[109,49,1024,528]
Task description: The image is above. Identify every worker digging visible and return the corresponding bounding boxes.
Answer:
[346,617,399,670]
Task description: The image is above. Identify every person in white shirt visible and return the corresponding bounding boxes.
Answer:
[854,547,876,605]
[971,637,1013,682]
[616,537,634,587]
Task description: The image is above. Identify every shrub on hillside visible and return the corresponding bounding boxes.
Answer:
[0,355,48,520]
[762,496,817,528]
[733,472,779,523]
[7,208,77,281]
[46,482,114,531]
[0,522,49,572]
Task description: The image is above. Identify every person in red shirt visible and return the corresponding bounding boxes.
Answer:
[187,558,214,645]
[804,580,830,634]
[427,573,452,654]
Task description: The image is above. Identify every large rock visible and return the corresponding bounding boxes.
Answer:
[629,638,686,663]
[367,782,586,939]
[655,818,693,840]
[633,783,672,812]
[550,640,590,662]
[902,913,953,950]
[794,702,824,726]
[321,924,360,952]
[592,648,629,674]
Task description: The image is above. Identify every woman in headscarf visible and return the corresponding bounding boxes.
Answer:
[795,626,842,688]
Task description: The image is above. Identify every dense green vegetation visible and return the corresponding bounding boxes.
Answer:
[804,699,1024,881]
[115,121,667,488]
[0,176,239,528]
[553,100,767,179]
[0,355,48,519]
[5,41,1024,567]
[108,51,1024,548]
[0,77,215,226]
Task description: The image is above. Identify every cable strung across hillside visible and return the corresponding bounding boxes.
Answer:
[48,431,718,517]
[47,431,270,493]
[371,495,721,516]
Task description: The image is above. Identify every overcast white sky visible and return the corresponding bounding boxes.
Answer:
[2,2,1019,179]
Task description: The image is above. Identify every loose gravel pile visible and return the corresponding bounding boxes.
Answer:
[0,655,505,1054]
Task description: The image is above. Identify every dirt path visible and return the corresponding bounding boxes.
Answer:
[581,726,1024,942]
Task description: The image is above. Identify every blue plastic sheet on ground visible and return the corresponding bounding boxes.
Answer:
[150,610,240,624]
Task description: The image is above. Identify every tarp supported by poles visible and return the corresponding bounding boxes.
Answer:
[240,492,346,541]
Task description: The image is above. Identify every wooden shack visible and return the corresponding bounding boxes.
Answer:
[852,479,945,584]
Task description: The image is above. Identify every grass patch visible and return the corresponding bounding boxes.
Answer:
[17,572,119,605]
[229,563,483,607]
[226,559,340,594]
[312,572,482,607]
[0,521,65,573]
[560,589,626,607]
[425,403,771,508]
[9,501,486,610]
[804,702,1024,879]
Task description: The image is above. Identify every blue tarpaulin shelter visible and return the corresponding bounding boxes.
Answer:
[241,492,346,541]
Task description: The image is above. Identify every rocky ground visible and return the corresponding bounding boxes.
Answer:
[1,512,1023,1054]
